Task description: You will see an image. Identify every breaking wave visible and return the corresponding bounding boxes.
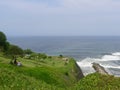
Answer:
[77,52,120,76]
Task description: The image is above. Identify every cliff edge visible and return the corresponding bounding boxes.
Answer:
[75,62,84,80]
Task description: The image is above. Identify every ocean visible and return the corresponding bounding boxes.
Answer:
[8,36,120,76]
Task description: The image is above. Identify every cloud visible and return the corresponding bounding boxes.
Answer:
[61,0,120,13]
[0,0,47,11]
[62,0,120,8]
[1,0,120,13]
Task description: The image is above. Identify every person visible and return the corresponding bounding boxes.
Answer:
[17,61,22,66]
[14,58,17,65]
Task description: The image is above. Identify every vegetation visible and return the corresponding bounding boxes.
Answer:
[0,31,24,58]
[0,31,9,51]
[0,29,81,89]
[0,53,81,90]
[24,49,33,55]
[6,45,23,57]
[70,73,120,90]
[1,31,120,90]
[1,54,120,90]
[59,54,63,58]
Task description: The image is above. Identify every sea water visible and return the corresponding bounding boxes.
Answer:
[8,36,120,76]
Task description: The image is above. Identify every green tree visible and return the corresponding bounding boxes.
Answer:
[0,31,8,51]
[29,53,38,60]
[59,54,63,58]
[0,31,6,43]
[24,49,33,55]
[38,53,47,60]
[4,41,10,51]
[7,45,23,57]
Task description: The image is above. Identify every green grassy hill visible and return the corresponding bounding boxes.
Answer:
[0,53,83,90]
[0,53,120,90]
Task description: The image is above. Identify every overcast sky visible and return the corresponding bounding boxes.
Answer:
[0,0,120,36]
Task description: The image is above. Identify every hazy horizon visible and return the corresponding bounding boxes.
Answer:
[7,35,120,37]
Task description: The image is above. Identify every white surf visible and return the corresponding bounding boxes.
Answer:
[77,52,120,76]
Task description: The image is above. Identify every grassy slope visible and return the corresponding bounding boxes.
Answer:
[71,73,120,90]
[1,53,120,90]
[0,54,80,90]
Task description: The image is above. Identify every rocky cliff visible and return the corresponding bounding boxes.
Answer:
[74,62,84,80]
[92,62,108,75]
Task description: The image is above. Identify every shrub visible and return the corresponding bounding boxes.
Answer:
[0,31,9,51]
[6,45,23,57]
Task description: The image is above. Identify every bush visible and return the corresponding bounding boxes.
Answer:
[24,49,33,55]
[59,55,63,58]
[0,31,9,51]
[38,53,47,60]
[6,45,23,57]
[65,72,69,76]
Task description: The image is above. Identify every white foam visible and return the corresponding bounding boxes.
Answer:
[77,52,120,76]
[77,58,95,67]
[101,55,120,61]
[101,64,120,69]
[112,52,120,56]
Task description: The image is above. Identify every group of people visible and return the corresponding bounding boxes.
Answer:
[10,57,22,66]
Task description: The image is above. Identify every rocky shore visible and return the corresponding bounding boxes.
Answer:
[92,62,108,75]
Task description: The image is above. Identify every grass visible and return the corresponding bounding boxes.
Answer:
[0,67,63,90]
[0,54,81,89]
[70,73,120,90]
[1,53,120,90]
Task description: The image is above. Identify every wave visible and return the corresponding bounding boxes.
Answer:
[77,52,120,76]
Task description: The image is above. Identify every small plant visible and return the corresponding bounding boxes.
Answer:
[24,49,33,55]
[48,56,52,59]
[59,54,63,58]
[38,53,47,60]
[65,72,69,76]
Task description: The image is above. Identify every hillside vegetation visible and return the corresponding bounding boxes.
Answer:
[0,31,83,90]
[71,73,120,90]
[1,54,120,90]
[0,53,83,90]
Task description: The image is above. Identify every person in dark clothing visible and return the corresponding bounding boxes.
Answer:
[14,58,17,65]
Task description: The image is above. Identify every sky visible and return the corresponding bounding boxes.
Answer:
[0,0,120,36]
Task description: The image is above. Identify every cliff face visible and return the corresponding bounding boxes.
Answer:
[92,62,108,75]
[71,61,84,81]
